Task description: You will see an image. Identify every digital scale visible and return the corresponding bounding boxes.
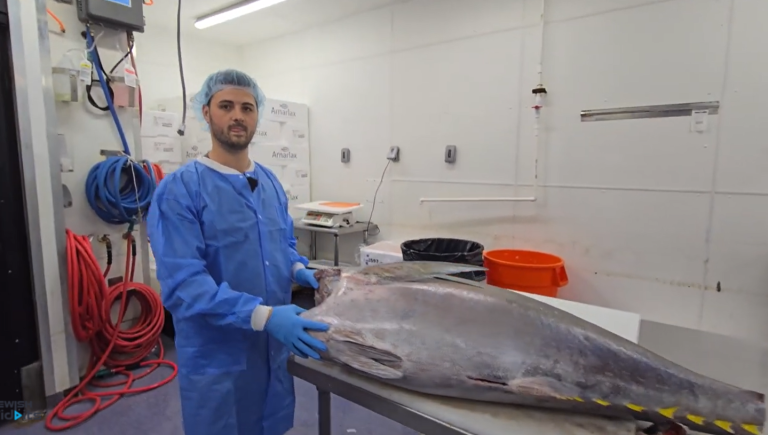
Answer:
[297,201,363,228]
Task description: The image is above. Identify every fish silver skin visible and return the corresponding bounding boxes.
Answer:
[300,262,765,435]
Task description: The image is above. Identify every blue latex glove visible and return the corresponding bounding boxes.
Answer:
[265,305,329,359]
[295,268,319,289]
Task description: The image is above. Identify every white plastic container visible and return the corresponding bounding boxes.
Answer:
[360,241,403,266]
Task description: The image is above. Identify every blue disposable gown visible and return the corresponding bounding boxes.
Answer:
[147,156,309,435]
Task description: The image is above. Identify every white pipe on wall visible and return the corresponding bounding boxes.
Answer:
[420,0,547,205]
[419,197,537,203]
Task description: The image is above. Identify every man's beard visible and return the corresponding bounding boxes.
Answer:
[211,122,254,153]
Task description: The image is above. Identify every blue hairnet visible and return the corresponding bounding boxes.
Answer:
[191,69,267,131]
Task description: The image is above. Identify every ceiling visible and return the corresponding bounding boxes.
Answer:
[144,0,405,45]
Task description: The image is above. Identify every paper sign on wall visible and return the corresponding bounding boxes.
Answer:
[690,109,708,133]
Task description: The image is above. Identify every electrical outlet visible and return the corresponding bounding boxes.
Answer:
[387,146,400,162]
[445,145,457,163]
[341,148,351,163]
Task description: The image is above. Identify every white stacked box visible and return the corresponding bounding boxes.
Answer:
[140,110,184,176]
[248,99,311,217]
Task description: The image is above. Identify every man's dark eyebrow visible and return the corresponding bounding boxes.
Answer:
[217,99,254,107]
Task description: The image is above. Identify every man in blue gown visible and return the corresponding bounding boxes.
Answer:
[147,69,329,435]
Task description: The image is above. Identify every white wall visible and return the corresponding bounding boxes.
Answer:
[44,1,243,379]
[242,0,768,346]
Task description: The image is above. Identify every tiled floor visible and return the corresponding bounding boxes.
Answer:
[0,335,416,435]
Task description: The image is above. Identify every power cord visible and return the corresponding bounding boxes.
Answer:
[176,0,187,136]
[109,33,135,75]
[84,40,114,113]
[365,160,390,237]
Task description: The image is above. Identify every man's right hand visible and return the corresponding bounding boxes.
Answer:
[264,305,329,359]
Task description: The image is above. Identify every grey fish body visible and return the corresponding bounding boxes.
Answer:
[302,263,765,435]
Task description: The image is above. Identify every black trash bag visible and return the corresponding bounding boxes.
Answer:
[400,238,486,281]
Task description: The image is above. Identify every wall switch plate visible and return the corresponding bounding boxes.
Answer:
[445,145,457,163]
[341,148,351,163]
[387,146,400,162]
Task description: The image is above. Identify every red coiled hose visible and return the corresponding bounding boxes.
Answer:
[143,161,165,185]
[46,230,177,431]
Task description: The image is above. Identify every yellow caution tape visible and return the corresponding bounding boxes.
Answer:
[741,424,761,435]
[713,420,734,433]
[658,407,678,419]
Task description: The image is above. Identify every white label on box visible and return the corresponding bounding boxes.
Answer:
[284,163,309,186]
[160,162,181,174]
[361,249,403,266]
[264,99,308,124]
[183,140,212,163]
[361,241,403,266]
[252,120,282,144]
[260,164,284,181]
[142,111,179,137]
[282,122,309,145]
[284,184,310,206]
[142,136,182,163]
[250,144,309,165]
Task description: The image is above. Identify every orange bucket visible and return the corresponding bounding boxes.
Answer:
[483,249,569,297]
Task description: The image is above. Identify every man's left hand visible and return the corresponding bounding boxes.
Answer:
[296,268,319,289]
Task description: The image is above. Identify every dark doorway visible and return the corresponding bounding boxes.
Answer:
[0,0,43,423]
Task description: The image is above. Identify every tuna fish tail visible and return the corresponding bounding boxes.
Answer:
[629,389,764,435]
[354,261,487,283]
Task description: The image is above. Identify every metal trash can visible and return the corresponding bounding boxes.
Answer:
[400,238,486,281]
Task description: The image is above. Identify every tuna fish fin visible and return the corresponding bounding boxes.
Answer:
[507,377,582,400]
[356,261,487,283]
[332,339,404,380]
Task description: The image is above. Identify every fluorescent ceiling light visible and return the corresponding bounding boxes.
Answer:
[194,0,288,29]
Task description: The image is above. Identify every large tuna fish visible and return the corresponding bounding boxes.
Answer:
[300,262,765,435]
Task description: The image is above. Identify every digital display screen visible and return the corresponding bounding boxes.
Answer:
[103,0,131,7]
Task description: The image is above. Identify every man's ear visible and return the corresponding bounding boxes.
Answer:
[202,105,211,124]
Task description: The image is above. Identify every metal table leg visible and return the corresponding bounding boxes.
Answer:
[333,234,339,266]
[310,232,317,260]
[318,388,332,435]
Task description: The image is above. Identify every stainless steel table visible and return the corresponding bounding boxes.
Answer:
[288,357,636,435]
[293,219,379,266]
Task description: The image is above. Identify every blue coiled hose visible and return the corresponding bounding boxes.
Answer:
[84,26,156,225]
[85,155,156,225]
